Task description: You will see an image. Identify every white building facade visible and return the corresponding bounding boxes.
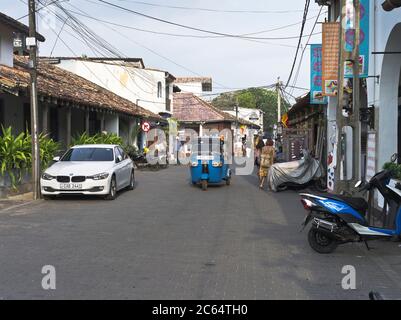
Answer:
[49,57,175,117]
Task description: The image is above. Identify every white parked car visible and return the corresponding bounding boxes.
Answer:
[40,144,135,200]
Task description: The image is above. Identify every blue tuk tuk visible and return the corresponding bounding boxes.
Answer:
[190,137,231,191]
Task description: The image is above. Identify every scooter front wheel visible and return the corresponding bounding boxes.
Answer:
[308,228,338,254]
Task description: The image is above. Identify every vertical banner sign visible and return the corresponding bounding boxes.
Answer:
[344,0,370,78]
[310,44,328,104]
[322,22,340,96]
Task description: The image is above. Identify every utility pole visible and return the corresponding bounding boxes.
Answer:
[334,0,361,194]
[277,77,282,123]
[28,0,41,200]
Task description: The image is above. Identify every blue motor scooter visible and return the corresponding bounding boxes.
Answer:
[300,154,401,253]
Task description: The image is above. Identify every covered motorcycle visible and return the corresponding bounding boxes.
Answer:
[268,150,324,192]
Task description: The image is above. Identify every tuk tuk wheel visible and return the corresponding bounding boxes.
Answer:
[226,178,231,186]
[201,180,208,191]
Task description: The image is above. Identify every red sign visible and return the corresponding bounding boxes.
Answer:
[141,122,150,132]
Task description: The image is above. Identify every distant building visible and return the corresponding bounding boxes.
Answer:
[174,77,212,96]
[224,107,264,133]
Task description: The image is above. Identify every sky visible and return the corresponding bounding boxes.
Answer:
[1,0,325,101]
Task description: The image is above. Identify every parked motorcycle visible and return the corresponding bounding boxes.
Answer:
[268,150,326,192]
[300,154,401,254]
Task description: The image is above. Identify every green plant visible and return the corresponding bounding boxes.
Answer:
[123,143,140,160]
[383,162,401,180]
[0,126,59,189]
[0,126,31,188]
[71,132,123,147]
[39,133,60,170]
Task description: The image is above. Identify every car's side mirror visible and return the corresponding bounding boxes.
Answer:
[53,156,60,162]
[116,155,123,163]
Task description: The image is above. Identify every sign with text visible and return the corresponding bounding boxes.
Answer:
[344,0,370,78]
[322,22,340,96]
[310,44,328,104]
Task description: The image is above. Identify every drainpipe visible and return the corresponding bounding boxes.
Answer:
[382,0,401,11]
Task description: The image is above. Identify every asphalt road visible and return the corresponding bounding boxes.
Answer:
[0,166,401,300]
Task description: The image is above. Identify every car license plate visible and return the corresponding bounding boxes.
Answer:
[197,155,213,161]
[59,183,83,190]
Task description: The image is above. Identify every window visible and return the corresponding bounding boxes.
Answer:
[157,81,162,98]
[202,82,212,92]
[61,148,114,162]
[117,146,128,160]
[114,147,122,161]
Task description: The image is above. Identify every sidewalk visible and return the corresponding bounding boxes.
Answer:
[0,192,34,212]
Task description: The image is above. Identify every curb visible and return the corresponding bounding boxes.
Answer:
[0,199,39,214]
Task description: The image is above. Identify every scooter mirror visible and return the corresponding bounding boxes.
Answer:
[355,181,363,188]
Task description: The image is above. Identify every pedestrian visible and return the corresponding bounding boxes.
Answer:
[254,134,265,168]
[259,139,275,189]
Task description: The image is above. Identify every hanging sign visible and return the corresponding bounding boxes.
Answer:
[322,22,340,96]
[344,0,370,78]
[310,44,328,104]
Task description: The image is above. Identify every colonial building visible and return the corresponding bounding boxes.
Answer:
[173,92,258,136]
[46,57,176,119]
[0,13,161,150]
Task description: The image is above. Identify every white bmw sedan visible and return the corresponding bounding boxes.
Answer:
[40,144,135,200]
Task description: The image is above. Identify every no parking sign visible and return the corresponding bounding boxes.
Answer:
[141,122,150,133]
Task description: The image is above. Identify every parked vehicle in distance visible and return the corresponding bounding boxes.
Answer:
[268,150,326,192]
[40,144,135,200]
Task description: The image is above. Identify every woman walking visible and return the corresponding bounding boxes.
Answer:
[259,139,275,189]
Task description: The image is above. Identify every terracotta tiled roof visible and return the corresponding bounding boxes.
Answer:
[174,77,212,84]
[173,92,257,127]
[0,56,162,119]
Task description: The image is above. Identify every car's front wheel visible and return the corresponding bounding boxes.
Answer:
[105,175,117,200]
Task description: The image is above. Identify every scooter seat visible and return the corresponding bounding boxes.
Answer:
[326,195,368,215]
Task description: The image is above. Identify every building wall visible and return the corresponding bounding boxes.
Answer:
[175,82,204,96]
[57,60,171,115]
[0,24,14,67]
[371,13,401,168]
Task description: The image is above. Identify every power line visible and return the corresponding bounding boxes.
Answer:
[96,0,320,41]
[110,0,318,14]
[284,0,311,89]
[289,6,324,96]
[65,6,323,44]
[59,6,231,89]
[16,0,66,20]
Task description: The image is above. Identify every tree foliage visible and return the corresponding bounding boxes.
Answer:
[211,88,290,133]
